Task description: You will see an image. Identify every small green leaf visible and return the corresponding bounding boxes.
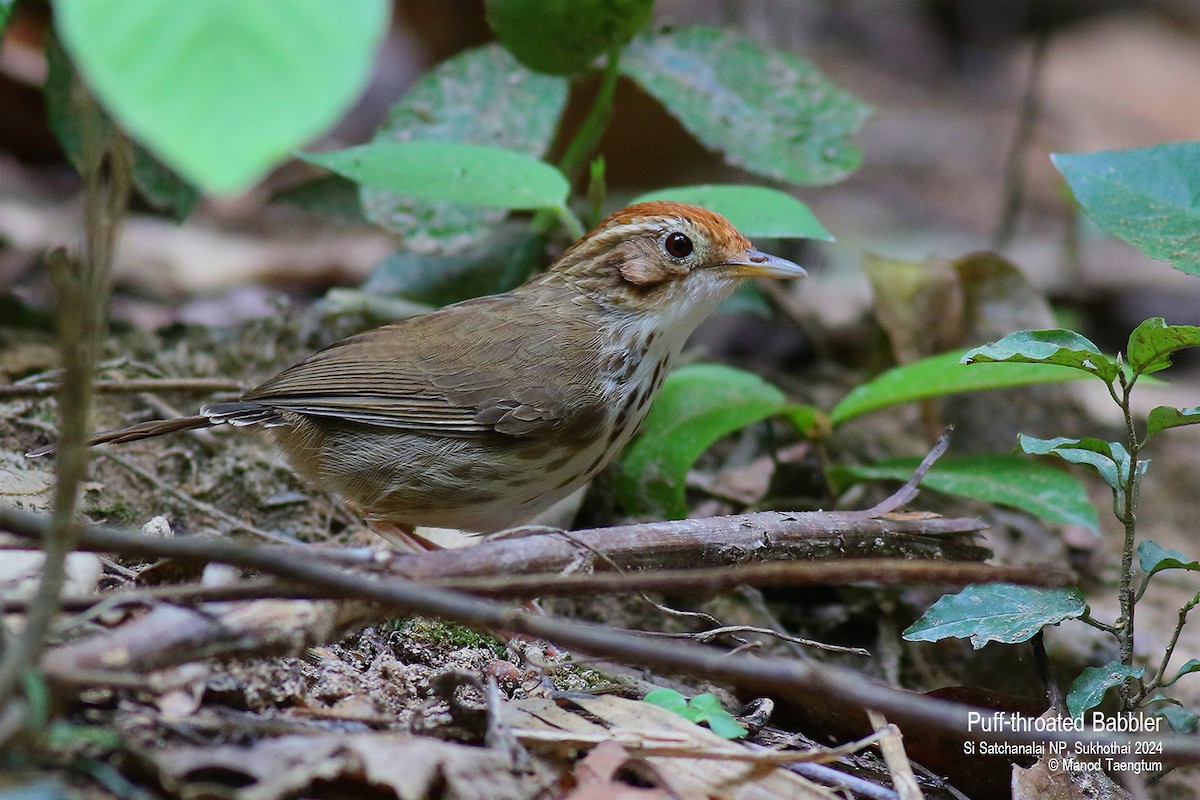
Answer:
[830,350,1091,425]
[485,0,653,75]
[903,584,1085,649]
[687,694,748,739]
[963,329,1119,383]
[1053,143,1200,275]
[56,0,389,194]
[362,44,567,252]
[1066,661,1144,719]
[1155,705,1200,734]
[1148,406,1200,436]
[838,454,1098,532]
[644,687,689,716]
[0,0,14,38]
[1018,435,1131,492]
[303,142,569,211]
[1137,540,1200,580]
[631,185,832,240]
[1170,659,1200,687]
[1126,317,1200,376]
[616,364,793,518]
[621,27,869,186]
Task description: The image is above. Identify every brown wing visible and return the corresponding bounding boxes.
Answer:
[227,292,607,438]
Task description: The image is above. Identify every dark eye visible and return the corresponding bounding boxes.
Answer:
[663,231,693,259]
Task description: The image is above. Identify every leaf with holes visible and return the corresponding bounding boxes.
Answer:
[361,43,567,253]
[621,27,869,186]
[903,584,1085,649]
[1126,317,1200,376]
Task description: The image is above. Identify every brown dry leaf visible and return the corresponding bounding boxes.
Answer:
[563,740,671,800]
[862,253,964,365]
[144,732,536,800]
[1012,755,1130,800]
[509,695,839,799]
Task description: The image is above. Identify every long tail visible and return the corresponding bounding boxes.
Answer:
[26,415,215,458]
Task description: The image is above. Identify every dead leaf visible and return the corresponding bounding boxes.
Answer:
[1012,755,1130,800]
[564,741,670,800]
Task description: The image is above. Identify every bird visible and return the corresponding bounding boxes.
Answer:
[30,202,805,548]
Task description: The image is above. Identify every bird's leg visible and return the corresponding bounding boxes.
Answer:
[367,519,444,552]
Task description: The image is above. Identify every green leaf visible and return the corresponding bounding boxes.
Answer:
[362,43,567,253]
[687,693,748,739]
[643,687,689,716]
[1018,435,1132,492]
[485,0,653,75]
[361,222,546,307]
[304,142,568,212]
[1154,705,1200,734]
[830,350,1092,425]
[44,36,198,221]
[963,329,1119,383]
[631,184,832,240]
[0,0,14,39]
[1170,659,1200,687]
[1053,143,1200,275]
[1126,317,1200,376]
[838,454,1098,532]
[1148,406,1200,436]
[621,27,869,186]
[903,584,1085,649]
[56,0,389,194]
[616,364,793,518]
[1137,540,1200,580]
[1066,661,1144,719]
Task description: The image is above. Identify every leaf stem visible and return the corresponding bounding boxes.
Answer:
[1115,372,1141,710]
[558,48,622,186]
[1143,592,1200,699]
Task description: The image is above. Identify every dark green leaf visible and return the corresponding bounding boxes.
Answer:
[616,364,792,518]
[1137,540,1200,580]
[1147,406,1200,436]
[273,175,368,225]
[1170,659,1200,687]
[304,142,569,211]
[485,0,652,75]
[56,0,390,193]
[829,350,1091,425]
[362,223,546,307]
[643,688,689,716]
[1018,435,1131,492]
[1066,661,1144,719]
[1053,144,1200,275]
[838,454,1098,532]
[1126,317,1200,376]
[0,0,14,38]
[631,185,832,240]
[1154,705,1199,734]
[963,329,1119,383]
[903,584,1085,649]
[362,44,567,253]
[621,27,869,186]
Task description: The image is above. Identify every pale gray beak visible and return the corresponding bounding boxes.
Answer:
[721,249,807,279]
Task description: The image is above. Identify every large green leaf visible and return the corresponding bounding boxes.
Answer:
[362,44,567,253]
[616,364,798,518]
[304,142,569,211]
[838,454,1098,532]
[485,0,652,75]
[1066,661,1145,719]
[963,329,1119,383]
[829,350,1090,425]
[56,0,389,194]
[621,27,869,186]
[631,184,832,240]
[1053,143,1200,275]
[1126,317,1200,376]
[903,584,1085,649]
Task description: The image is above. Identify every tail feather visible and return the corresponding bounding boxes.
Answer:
[26,415,215,458]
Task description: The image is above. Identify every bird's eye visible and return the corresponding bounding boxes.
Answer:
[663,231,694,259]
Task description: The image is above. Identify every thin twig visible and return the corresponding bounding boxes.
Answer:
[0,377,242,400]
[2,507,1198,759]
[639,625,869,656]
[993,29,1050,251]
[851,427,953,518]
[866,710,924,800]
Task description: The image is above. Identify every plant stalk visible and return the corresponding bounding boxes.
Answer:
[1115,375,1141,710]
